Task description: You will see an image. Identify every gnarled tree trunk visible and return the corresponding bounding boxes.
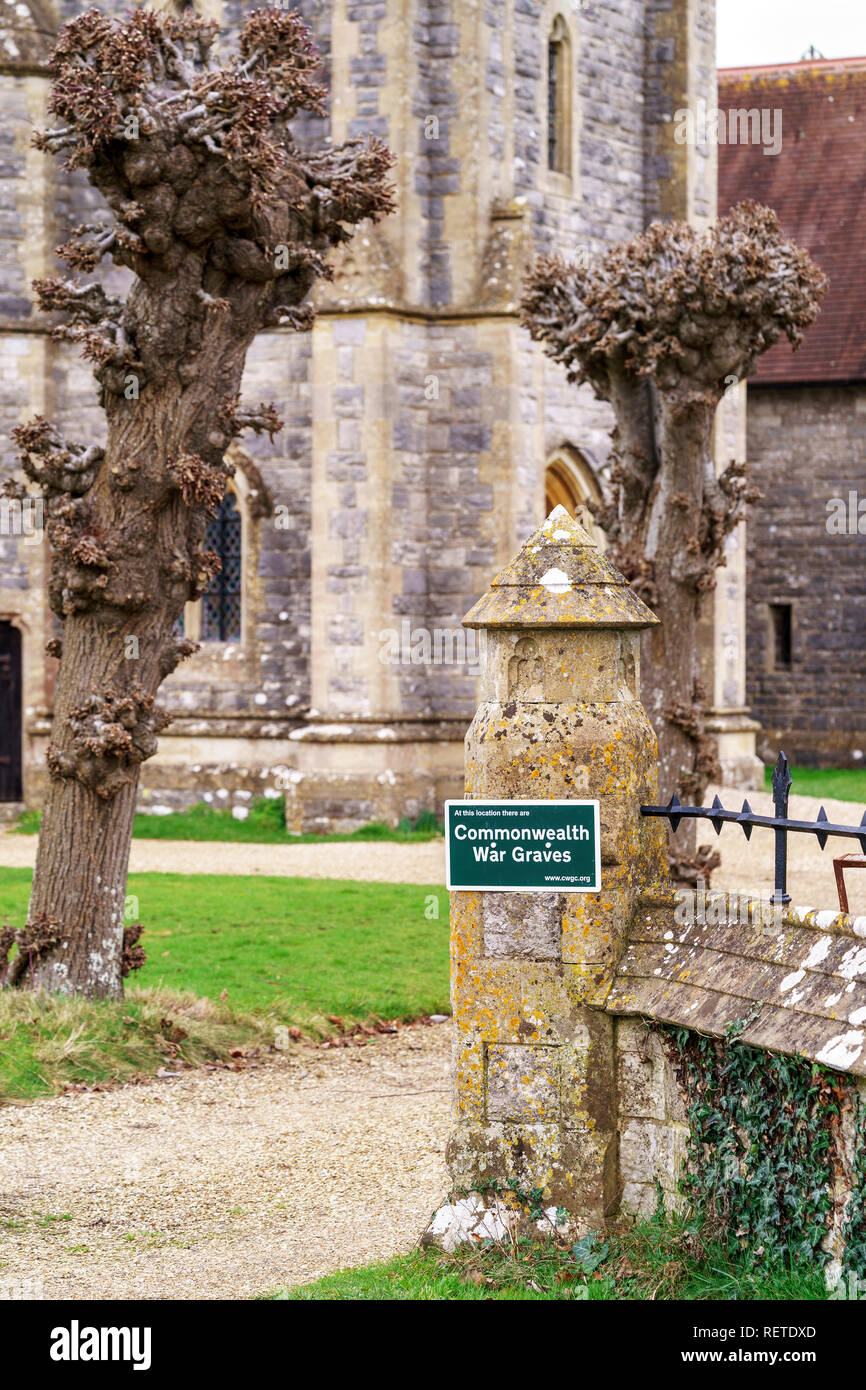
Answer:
[608,382,724,805]
[3,8,394,996]
[28,328,258,996]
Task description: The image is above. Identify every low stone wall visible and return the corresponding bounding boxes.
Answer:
[628,1018,866,1283]
[284,769,458,834]
[616,1019,689,1220]
[24,721,463,827]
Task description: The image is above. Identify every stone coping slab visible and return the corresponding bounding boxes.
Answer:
[606,894,866,1076]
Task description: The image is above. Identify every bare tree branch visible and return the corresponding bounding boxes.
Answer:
[522,203,827,818]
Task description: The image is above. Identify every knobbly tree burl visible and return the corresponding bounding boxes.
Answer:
[1,8,394,996]
[522,205,826,877]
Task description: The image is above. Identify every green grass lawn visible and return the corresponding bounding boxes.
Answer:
[765,765,866,804]
[269,1217,829,1301]
[12,798,443,844]
[0,868,449,1100]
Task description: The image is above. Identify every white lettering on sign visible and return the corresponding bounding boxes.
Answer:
[454,824,589,841]
[471,845,573,863]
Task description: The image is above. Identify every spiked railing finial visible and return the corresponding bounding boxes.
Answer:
[772,750,792,808]
[641,751,866,907]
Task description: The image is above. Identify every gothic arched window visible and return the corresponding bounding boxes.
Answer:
[202,490,242,641]
[547,16,572,176]
[545,450,606,548]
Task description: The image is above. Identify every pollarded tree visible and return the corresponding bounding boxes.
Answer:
[1,7,394,997]
[522,204,826,871]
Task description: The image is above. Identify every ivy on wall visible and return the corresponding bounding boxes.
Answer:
[840,1093,866,1279]
[660,1020,850,1269]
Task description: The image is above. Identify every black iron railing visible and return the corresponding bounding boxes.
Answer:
[641,752,866,906]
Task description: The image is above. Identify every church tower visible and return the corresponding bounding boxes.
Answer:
[0,0,757,824]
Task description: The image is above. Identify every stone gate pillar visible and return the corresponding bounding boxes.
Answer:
[435,506,668,1241]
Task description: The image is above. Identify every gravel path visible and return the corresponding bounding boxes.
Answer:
[1,786,862,907]
[698,783,866,918]
[1,782,861,1303]
[0,830,446,884]
[0,1022,451,1300]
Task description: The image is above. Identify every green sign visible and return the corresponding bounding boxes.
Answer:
[445,799,601,892]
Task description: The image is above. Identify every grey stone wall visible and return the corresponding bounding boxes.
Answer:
[0,82,32,320]
[745,384,866,766]
[616,1018,688,1217]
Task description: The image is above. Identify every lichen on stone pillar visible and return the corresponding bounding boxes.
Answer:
[427,506,669,1247]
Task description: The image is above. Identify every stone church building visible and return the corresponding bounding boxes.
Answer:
[0,0,762,826]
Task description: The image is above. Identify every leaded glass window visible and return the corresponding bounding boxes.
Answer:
[202,490,242,642]
[548,38,560,171]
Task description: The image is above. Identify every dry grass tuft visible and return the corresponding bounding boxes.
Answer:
[0,985,286,1102]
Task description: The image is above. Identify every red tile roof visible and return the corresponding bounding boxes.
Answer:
[717,59,866,384]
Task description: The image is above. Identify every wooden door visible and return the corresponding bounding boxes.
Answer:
[0,623,22,801]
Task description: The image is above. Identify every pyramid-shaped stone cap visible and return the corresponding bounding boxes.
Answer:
[462,506,660,630]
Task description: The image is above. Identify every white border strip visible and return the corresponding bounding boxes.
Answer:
[444,798,602,893]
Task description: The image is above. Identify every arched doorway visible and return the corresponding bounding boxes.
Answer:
[544,450,606,548]
[0,623,22,801]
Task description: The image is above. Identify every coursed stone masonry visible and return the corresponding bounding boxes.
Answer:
[437,506,668,1235]
[0,0,756,822]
